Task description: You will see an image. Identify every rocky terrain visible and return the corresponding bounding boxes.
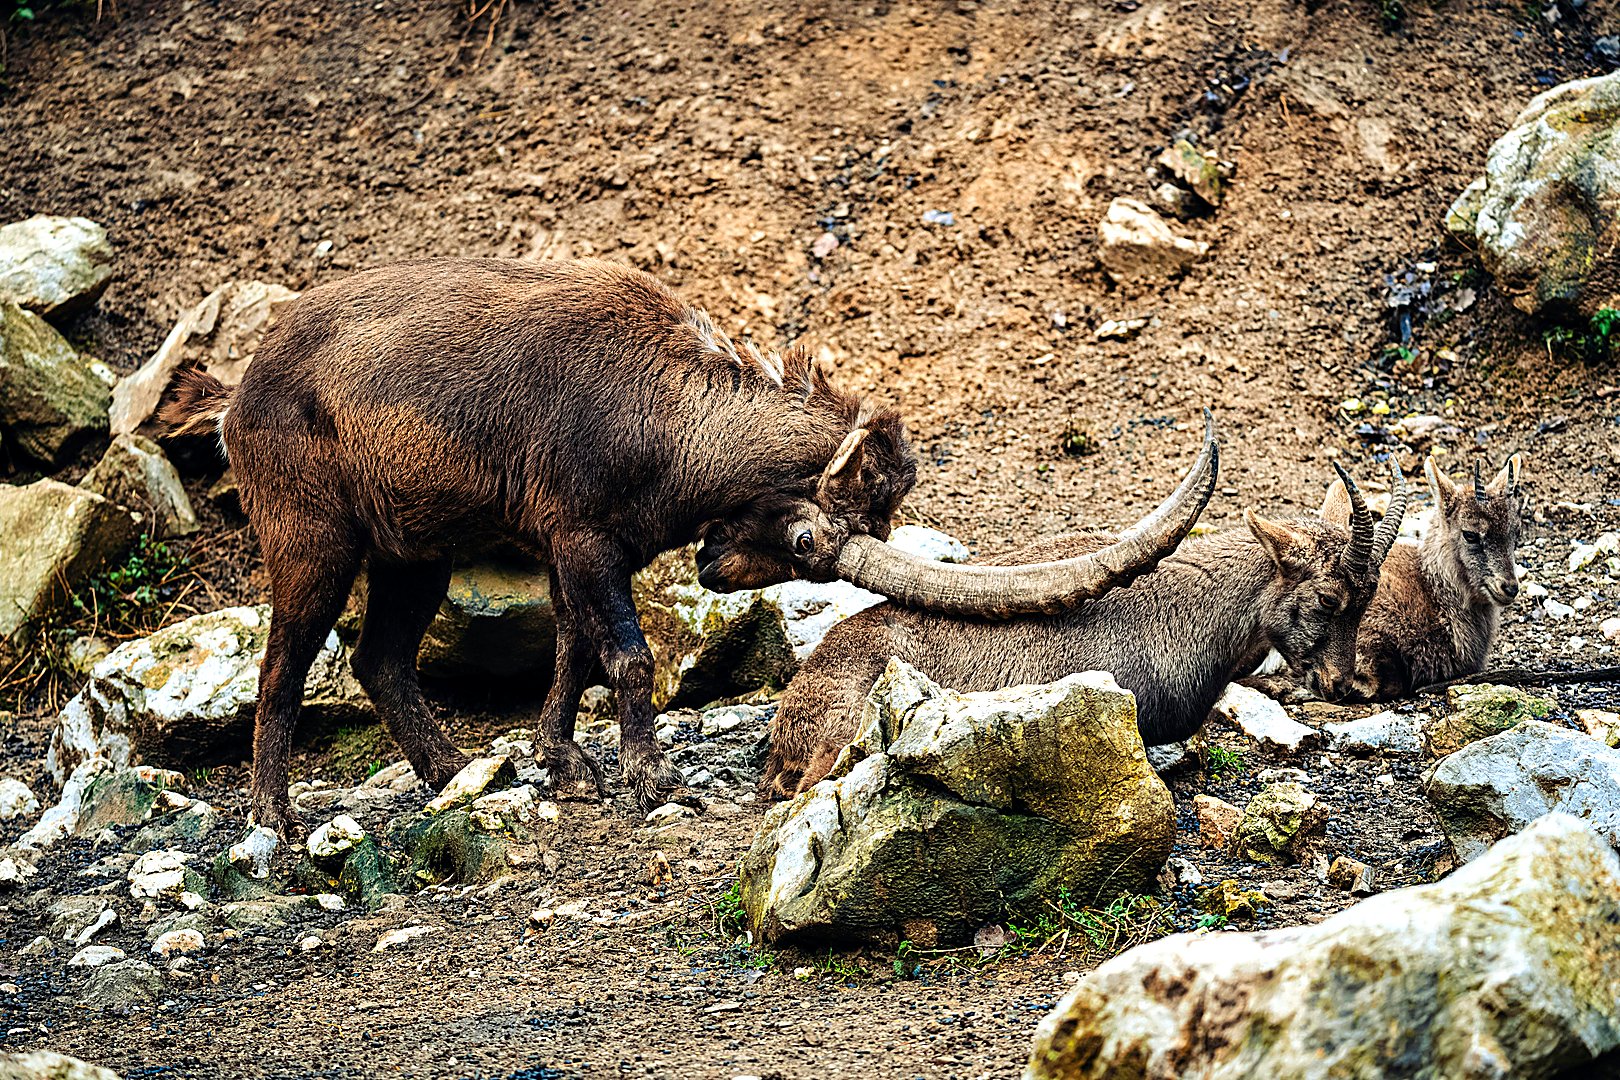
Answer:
[2,0,1620,1077]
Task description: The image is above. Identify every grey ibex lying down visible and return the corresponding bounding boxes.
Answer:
[161,258,1218,834]
[761,451,1408,799]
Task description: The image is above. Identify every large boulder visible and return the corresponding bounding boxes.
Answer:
[0,301,113,466]
[0,480,137,647]
[0,215,115,319]
[0,1050,122,1080]
[1426,719,1620,863]
[1026,814,1620,1079]
[1447,71,1620,315]
[417,560,557,680]
[78,434,199,538]
[740,659,1174,946]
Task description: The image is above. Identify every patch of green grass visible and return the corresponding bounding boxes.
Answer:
[189,766,213,787]
[815,948,871,982]
[1004,888,1172,963]
[711,879,748,938]
[71,534,191,637]
[1207,745,1245,781]
[1378,0,1404,27]
[1543,307,1620,362]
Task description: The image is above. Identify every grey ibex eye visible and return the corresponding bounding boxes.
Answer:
[1462,530,1482,545]
[794,529,815,554]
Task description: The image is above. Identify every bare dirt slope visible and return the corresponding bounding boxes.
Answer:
[2,0,1619,1077]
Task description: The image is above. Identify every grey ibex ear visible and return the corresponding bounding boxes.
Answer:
[1245,509,1306,573]
[1487,453,1523,497]
[1318,478,1352,526]
[1424,455,1458,510]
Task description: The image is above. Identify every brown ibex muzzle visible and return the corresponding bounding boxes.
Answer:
[833,411,1220,617]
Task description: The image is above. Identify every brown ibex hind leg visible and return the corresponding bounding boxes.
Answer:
[351,558,471,789]
[537,573,607,800]
[253,526,361,839]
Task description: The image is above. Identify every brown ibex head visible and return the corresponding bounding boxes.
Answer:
[696,409,916,591]
[1423,453,1524,607]
[1248,460,1408,698]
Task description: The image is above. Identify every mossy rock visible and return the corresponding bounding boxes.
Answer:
[389,810,510,887]
[1430,684,1553,756]
[1229,783,1328,866]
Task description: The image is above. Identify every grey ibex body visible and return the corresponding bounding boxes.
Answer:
[1334,455,1524,701]
[762,460,1406,799]
[162,258,1217,833]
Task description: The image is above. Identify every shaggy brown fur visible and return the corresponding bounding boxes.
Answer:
[161,258,915,834]
[762,478,1395,799]
[1342,455,1524,700]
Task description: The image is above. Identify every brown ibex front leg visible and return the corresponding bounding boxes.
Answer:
[554,537,682,813]
[537,573,607,800]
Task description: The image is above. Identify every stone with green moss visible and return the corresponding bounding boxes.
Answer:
[126,800,218,854]
[389,809,511,887]
[1428,683,1552,756]
[1196,879,1270,922]
[1026,814,1620,1079]
[1447,71,1620,316]
[0,300,111,467]
[75,766,185,836]
[739,659,1174,946]
[1229,782,1328,865]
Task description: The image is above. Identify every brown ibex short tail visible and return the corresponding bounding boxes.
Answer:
[158,368,235,439]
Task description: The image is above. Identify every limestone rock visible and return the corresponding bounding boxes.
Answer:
[1327,855,1376,895]
[0,857,37,888]
[150,928,205,958]
[110,280,298,436]
[1427,719,1620,863]
[1096,198,1209,284]
[0,215,114,318]
[740,660,1174,945]
[127,799,219,854]
[0,1050,123,1080]
[307,814,365,860]
[1324,709,1426,755]
[45,896,112,942]
[79,959,162,1012]
[1193,794,1241,849]
[127,849,204,901]
[75,766,186,836]
[1428,683,1552,756]
[0,480,137,647]
[1156,139,1227,207]
[227,826,279,880]
[46,604,367,783]
[374,925,438,952]
[0,302,112,465]
[1230,782,1328,865]
[417,560,556,680]
[468,785,558,845]
[66,945,126,969]
[1446,72,1620,315]
[79,434,199,538]
[424,757,516,814]
[0,778,39,821]
[1025,814,1620,1079]
[1211,683,1319,753]
[1196,879,1270,922]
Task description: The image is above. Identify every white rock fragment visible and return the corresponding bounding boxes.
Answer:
[1323,710,1427,755]
[73,907,118,946]
[150,928,206,958]
[1570,533,1620,572]
[67,945,126,969]
[0,778,40,821]
[0,857,38,888]
[425,756,515,813]
[1544,597,1576,620]
[373,925,439,952]
[313,893,347,913]
[644,802,695,825]
[1212,684,1320,753]
[127,849,193,900]
[1097,197,1209,283]
[228,826,279,879]
[1603,616,1620,643]
[306,814,365,859]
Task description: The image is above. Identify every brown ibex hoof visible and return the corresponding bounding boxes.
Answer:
[251,798,307,843]
[419,751,474,789]
[622,744,684,815]
[542,740,607,801]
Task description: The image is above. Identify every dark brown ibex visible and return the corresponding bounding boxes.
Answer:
[1332,454,1524,701]
[761,454,1407,799]
[161,259,1215,834]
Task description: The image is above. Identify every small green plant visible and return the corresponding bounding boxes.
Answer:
[1378,0,1404,27]
[1196,911,1228,930]
[365,759,385,779]
[71,534,191,636]
[1207,745,1245,780]
[1005,888,1171,962]
[1543,307,1620,362]
[1380,343,1418,369]
[189,767,214,787]
[815,949,869,982]
[893,939,916,980]
[1060,423,1098,457]
[711,879,748,938]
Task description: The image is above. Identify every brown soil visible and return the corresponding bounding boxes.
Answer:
[2,0,1619,1076]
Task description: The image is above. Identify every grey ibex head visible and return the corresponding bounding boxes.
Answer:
[1425,453,1525,607]
[1248,459,1409,699]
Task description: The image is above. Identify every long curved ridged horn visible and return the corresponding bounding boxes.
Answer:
[834,411,1220,618]
[1331,460,1374,581]
[1371,458,1407,567]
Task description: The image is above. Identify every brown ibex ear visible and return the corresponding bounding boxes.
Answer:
[1486,453,1522,497]
[1424,455,1459,511]
[826,428,868,478]
[1318,479,1353,526]
[1245,509,1307,574]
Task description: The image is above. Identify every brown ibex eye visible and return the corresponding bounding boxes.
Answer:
[794,530,814,555]
[1462,531,1482,545]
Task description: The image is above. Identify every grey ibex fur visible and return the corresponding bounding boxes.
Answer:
[1334,454,1524,700]
[761,454,1407,799]
[161,258,1217,833]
